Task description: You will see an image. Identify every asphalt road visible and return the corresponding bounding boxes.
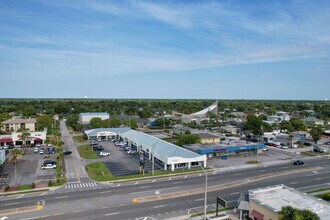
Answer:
[1,159,329,220]
[60,121,88,182]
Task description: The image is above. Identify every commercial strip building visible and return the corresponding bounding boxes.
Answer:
[184,140,266,158]
[248,184,330,220]
[0,129,47,146]
[198,133,221,144]
[84,128,207,171]
[78,112,110,124]
[1,118,36,132]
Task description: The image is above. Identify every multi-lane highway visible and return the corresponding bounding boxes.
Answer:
[1,159,329,220]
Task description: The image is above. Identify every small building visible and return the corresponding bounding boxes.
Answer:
[198,133,221,144]
[220,125,239,135]
[249,184,330,220]
[303,117,324,126]
[78,112,110,124]
[185,140,265,158]
[1,118,36,132]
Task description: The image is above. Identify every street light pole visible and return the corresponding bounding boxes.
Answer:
[204,170,208,220]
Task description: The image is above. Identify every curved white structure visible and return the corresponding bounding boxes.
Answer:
[190,102,218,116]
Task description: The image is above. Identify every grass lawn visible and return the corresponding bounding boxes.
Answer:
[18,185,33,190]
[86,162,207,182]
[306,188,330,193]
[316,192,330,202]
[72,135,86,143]
[77,144,99,159]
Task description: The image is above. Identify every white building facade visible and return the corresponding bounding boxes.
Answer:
[78,112,110,124]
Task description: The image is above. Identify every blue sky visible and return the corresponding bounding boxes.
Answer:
[0,0,329,100]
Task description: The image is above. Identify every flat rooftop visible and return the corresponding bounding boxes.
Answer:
[186,140,261,150]
[249,185,330,220]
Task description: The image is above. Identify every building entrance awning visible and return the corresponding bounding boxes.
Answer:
[0,138,13,143]
[251,209,264,220]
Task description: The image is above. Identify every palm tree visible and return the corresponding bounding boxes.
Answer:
[19,129,30,154]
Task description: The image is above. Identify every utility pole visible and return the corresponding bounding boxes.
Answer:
[204,169,208,220]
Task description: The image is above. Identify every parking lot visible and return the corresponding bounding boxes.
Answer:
[207,146,308,168]
[0,146,58,187]
[94,140,161,176]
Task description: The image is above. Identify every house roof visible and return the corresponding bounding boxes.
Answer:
[303,117,324,123]
[198,133,219,139]
[80,112,109,116]
[2,118,37,124]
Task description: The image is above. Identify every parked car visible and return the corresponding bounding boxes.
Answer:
[262,147,269,151]
[93,145,104,151]
[7,145,14,149]
[51,147,56,154]
[62,150,72,155]
[99,151,110,157]
[46,148,51,154]
[39,148,45,154]
[293,160,304,165]
[34,147,39,153]
[128,150,137,155]
[47,143,52,147]
[36,144,41,147]
[97,138,102,142]
[41,164,56,170]
[43,160,57,165]
[280,145,289,149]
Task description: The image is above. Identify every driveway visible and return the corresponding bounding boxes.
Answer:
[60,121,89,182]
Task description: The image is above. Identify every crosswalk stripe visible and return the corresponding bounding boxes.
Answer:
[79,183,82,187]
[83,183,86,187]
[65,185,67,189]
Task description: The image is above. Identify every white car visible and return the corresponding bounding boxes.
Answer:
[99,151,110,156]
[280,146,289,149]
[41,164,56,170]
[262,147,269,151]
[47,144,52,147]
[34,147,39,153]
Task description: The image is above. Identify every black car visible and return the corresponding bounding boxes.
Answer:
[7,145,15,149]
[46,148,50,154]
[62,150,72,155]
[293,160,304,165]
[44,160,57,165]
[51,147,56,154]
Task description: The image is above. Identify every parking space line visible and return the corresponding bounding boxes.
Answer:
[105,212,119,216]
[152,179,156,183]
[135,181,139,185]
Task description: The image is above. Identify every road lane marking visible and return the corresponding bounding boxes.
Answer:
[21,217,40,220]
[290,182,298,185]
[258,170,266,172]
[40,192,48,196]
[117,184,121,187]
[234,173,242,176]
[230,192,240,195]
[152,179,156,183]
[315,178,322,180]
[105,212,119,216]
[16,194,24,199]
[40,215,50,218]
[52,213,64,216]
[139,186,150,189]
[100,206,109,209]
[153,205,165,208]
[119,204,127,206]
[184,175,187,178]
[73,210,83,213]
[174,181,183,184]
[195,198,204,201]
[135,181,139,185]
[99,190,112,194]
[199,174,202,176]
[4,202,19,206]
[55,196,68,199]
[130,186,182,195]
[168,177,172,180]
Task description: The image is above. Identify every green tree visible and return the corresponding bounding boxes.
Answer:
[310,125,324,144]
[109,116,121,127]
[23,106,37,117]
[244,115,263,136]
[10,148,22,186]
[90,117,104,128]
[279,206,319,220]
[0,112,11,123]
[290,118,307,131]
[176,132,200,146]
[123,117,138,129]
[36,115,52,131]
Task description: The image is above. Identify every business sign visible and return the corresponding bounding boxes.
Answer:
[139,151,145,165]
[217,196,227,208]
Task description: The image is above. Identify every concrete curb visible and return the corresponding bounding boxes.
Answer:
[0,185,62,196]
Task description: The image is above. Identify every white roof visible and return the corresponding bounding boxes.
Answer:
[120,130,205,163]
[84,127,131,136]
[249,184,330,219]
[190,103,217,116]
